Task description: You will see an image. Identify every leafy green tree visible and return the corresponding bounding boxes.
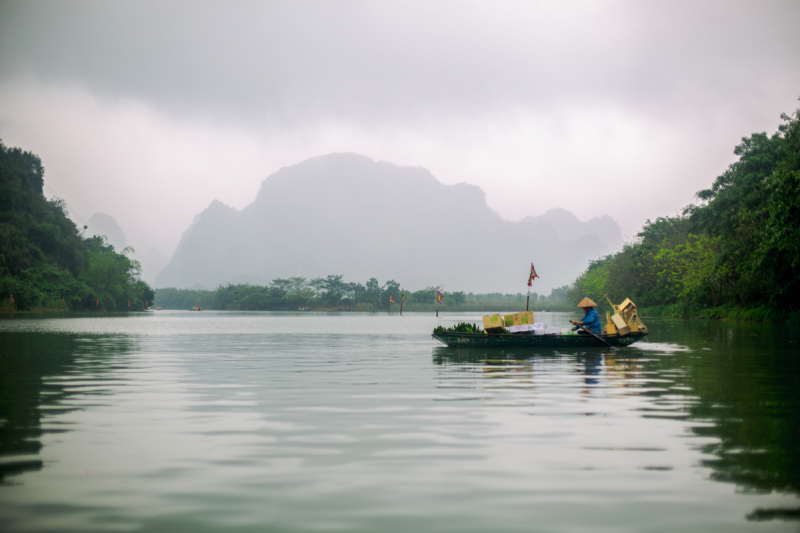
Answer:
[755,108,800,307]
[0,141,153,311]
[381,279,400,307]
[411,286,436,304]
[309,277,326,297]
[270,278,291,298]
[287,277,307,293]
[365,277,381,304]
[446,291,466,305]
[654,234,720,306]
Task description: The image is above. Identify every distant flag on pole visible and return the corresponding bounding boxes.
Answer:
[527,263,540,287]
[128,300,131,307]
[10,292,14,304]
[401,291,406,302]
[437,290,444,303]
[389,295,395,304]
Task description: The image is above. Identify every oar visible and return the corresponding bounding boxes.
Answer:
[571,321,616,350]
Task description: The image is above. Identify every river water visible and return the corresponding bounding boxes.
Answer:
[1,311,798,532]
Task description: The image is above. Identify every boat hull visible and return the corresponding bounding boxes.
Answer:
[432,330,649,348]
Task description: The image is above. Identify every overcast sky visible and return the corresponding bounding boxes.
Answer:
[1,0,798,258]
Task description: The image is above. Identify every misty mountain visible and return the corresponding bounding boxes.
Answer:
[523,208,622,250]
[85,212,127,251]
[156,154,621,293]
[137,247,169,285]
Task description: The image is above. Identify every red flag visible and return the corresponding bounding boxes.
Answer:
[437,290,444,303]
[128,300,131,307]
[389,295,395,303]
[10,292,14,304]
[527,263,540,287]
[96,298,98,307]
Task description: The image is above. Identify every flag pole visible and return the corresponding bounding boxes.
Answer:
[526,262,539,313]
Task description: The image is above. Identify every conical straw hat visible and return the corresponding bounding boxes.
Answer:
[577,297,597,308]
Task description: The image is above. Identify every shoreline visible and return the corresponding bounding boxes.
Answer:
[639,303,798,324]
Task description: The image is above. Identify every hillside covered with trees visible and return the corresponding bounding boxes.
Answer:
[0,141,154,311]
[569,103,800,321]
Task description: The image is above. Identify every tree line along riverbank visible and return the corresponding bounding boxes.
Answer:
[567,101,800,324]
[153,280,574,312]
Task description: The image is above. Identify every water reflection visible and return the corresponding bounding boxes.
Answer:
[0,332,134,483]
[432,334,800,521]
[0,317,798,530]
[679,323,800,521]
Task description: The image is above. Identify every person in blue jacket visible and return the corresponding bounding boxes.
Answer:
[570,297,602,335]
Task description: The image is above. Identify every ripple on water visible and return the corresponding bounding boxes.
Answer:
[0,313,798,532]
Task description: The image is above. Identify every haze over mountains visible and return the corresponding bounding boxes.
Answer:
[155,154,621,294]
[77,211,168,285]
[85,212,126,251]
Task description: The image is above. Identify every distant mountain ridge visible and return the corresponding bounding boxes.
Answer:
[523,208,622,249]
[156,153,622,293]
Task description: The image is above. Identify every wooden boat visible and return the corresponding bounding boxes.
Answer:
[433,296,651,349]
[432,330,649,348]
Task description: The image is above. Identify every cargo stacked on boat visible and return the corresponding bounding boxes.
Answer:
[503,311,534,328]
[505,312,534,333]
[482,314,506,333]
[603,296,647,335]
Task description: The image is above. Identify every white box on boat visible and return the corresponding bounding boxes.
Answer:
[530,322,548,335]
[507,324,536,333]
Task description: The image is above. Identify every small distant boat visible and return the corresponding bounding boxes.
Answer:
[432,330,648,348]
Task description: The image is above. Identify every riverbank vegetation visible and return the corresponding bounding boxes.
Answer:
[0,141,154,311]
[568,102,800,322]
[154,279,572,312]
